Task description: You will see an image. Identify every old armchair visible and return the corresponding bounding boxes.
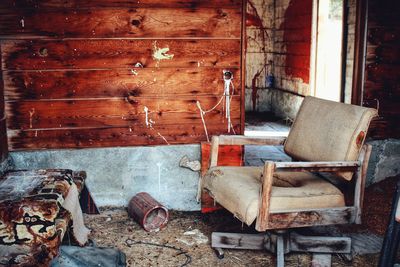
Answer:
[203,96,377,266]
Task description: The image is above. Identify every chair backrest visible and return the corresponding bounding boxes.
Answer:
[284,96,378,180]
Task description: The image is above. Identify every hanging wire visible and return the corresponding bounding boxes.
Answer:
[197,70,236,142]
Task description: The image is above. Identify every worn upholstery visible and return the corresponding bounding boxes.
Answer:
[0,169,86,266]
[284,96,378,180]
[203,166,345,226]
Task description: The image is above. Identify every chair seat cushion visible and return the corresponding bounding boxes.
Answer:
[203,166,345,226]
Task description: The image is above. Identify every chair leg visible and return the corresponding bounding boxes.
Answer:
[211,231,349,267]
[211,231,288,266]
[276,234,285,267]
[214,247,225,259]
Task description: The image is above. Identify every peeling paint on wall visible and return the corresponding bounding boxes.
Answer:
[247,0,271,111]
[152,41,174,63]
[245,0,313,116]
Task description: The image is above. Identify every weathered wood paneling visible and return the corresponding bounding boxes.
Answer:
[0,0,242,9]
[0,8,241,39]
[363,0,400,138]
[1,39,241,70]
[0,0,244,150]
[0,119,7,162]
[0,47,8,161]
[9,123,241,150]
[3,68,241,100]
[6,96,241,130]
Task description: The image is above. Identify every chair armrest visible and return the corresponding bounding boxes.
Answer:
[255,160,361,231]
[218,135,287,146]
[274,161,360,172]
[209,135,287,168]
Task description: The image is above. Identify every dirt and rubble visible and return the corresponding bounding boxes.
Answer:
[83,176,399,266]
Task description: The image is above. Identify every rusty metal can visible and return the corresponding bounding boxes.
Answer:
[127,192,169,232]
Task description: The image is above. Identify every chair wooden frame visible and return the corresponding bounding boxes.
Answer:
[208,135,372,266]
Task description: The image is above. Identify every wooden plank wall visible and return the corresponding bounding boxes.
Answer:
[0,0,244,150]
[363,0,400,139]
[0,49,8,162]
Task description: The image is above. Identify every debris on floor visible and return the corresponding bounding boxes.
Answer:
[80,176,400,266]
[128,192,169,232]
[176,229,209,246]
[83,209,383,266]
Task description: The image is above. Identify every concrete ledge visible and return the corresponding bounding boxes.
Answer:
[10,145,201,211]
[367,138,400,185]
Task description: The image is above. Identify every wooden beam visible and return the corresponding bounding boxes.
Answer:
[290,233,351,253]
[239,0,246,135]
[211,232,268,250]
[351,0,368,105]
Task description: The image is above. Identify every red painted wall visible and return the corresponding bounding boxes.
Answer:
[280,0,313,84]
